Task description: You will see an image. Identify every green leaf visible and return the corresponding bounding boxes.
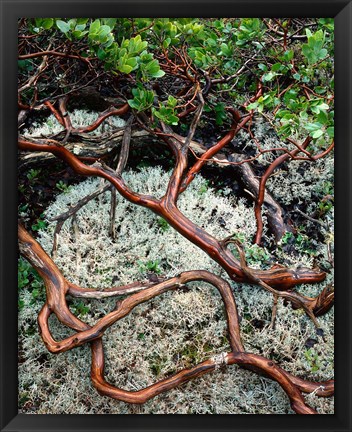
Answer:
[305,122,323,132]
[76,18,89,25]
[150,69,165,78]
[258,63,267,71]
[220,43,232,56]
[68,19,77,30]
[119,64,134,74]
[327,127,334,138]
[102,18,117,29]
[41,18,54,29]
[167,95,178,108]
[97,48,107,60]
[318,48,327,59]
[246,102,258,110]
[89,19,101,35]
[271,63,282,72]
[56,20,70,34]
[283,50,294,61]
[262,72,276,82]
[163,38,171,48]
[311,129,324,139]
[98,25,111,39]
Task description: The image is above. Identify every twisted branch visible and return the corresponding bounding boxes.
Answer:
[18,137,330,297]
[18,224,333,413]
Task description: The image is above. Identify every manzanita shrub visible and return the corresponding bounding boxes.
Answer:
[18,18,334,414]
[19,17,334,140]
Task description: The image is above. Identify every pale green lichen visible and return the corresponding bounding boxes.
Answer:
[23,109,126,137]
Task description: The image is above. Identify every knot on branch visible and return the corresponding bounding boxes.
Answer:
[313,284,334,316]
[211,352,228,369]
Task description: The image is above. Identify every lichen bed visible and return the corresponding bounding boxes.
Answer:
[18,167,334,414]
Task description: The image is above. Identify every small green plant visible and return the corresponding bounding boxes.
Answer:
[315,180,334,217]
[318,199,333,216]
[18,391,30,407]
[245,244,270,266]
[56,180,72,193]
[281,231,294,245]
[31,215,47,232]
[281,230,317,256]
[18,258,31,289]
[198,180,209,195]
[179,343,201,367]
[149,354,168,376]
[26,168,41,181]
[30,279,46,304]
[18,203,29,216]
[128,85,154,112]
[302,29,328,65]
[71,300,90,317]
[212,102,227,126]
[156,217,169,232]
[138,259,162,274]
[18,257,46,309]
[18,298,25,311]
[152,95,179,126]
[304,348,320,372]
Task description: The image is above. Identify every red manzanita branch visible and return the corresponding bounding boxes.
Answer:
[180,108,249,192]
[18,136,331,297]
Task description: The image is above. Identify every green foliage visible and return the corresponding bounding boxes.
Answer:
[198,180,209,195]
[26,168,41,181]
[179,343,202,367]
[22,18,334,140]
[18,258,31,290]
[18,257,46,310]
[149,354,168,376]
[128,85,154,112]
[56,18,89,40]
[235,18,265,47]
[213,102,227,126]
[18,59,34,72]
[31,214,47,232]
[304,348,320,372]
[52,18,165,79]
[152,95,179,125]
[302,29,328,64]
[56,180,71,193]
[70,300,90,317]
[281,230,316,257]
[245,244,270,266]
[317,182,334,217]
[138,259,162,274]
[34,18,54,30]
[157,217,170,232]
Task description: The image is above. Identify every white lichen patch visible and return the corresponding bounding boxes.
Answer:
[23,109,126,137]
[18,167,334,414]
[266,157,334,207]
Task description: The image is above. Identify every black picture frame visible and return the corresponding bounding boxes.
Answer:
[1,1,351,431]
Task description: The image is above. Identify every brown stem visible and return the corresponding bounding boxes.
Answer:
[254,136,312,245]
[180,109,247,191]
[19,50,93,64]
